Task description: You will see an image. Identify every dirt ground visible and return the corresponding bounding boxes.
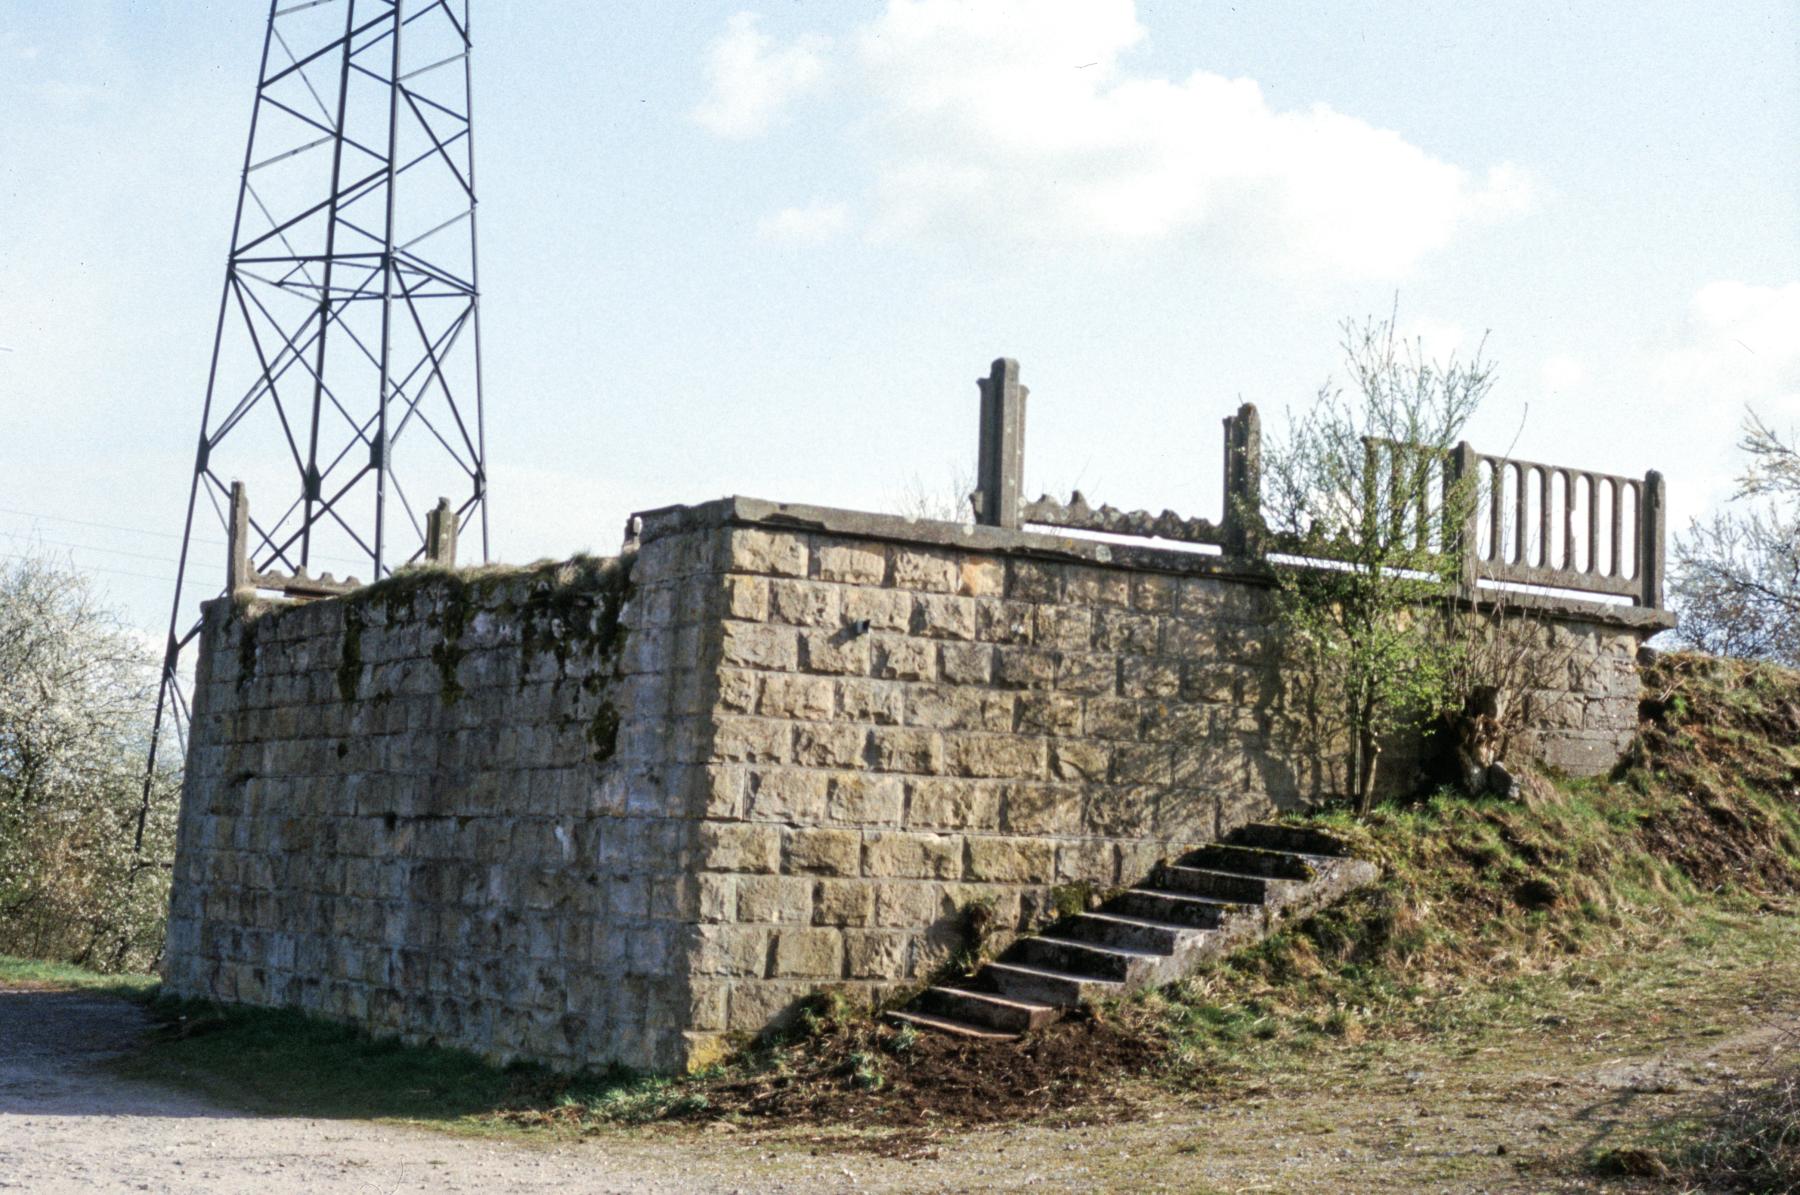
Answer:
[1,980,1791,1193]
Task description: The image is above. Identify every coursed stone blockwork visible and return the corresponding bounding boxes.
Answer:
[164,497,1666,1073]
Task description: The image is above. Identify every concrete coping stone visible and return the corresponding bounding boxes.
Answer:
[632,495,1677,634]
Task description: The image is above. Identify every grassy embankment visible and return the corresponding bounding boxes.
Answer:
[6,652,1798,1180]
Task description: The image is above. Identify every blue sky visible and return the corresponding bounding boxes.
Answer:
[2,0,1796,634]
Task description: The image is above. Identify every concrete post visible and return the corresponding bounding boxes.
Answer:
[1640,469,1666,609]
[974,358,1027,528]
[1221,403,1263,558]
[1450,441,1481,598]
[227,481,252,598]
[425,497,459,567]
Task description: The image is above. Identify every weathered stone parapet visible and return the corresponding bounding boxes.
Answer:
[165,493,1665,1075]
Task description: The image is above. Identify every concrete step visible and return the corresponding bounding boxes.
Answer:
[1009,934,1163,981]
[1153,863,1272,904]
[1180,843,1316,880]
[1229,822,1350,858]
[917,985,1062,1034]
[1109,887,1249,929]
[885,1009,1017,1040]
[983,960,1123,1005]
[1053,910,1191,954]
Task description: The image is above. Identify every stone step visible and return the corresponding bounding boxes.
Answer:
[982,960,1123,1005]
[892,830,1377,1040]
[1180,843,1316,880]
[1228,822,1350,858]
[1109,887,1249,929]
[1053,910,1192,954]
[917,986,1062,1034]
[885,1009,1017,1040]
[1153,863,1273,904]
[1009,934,1164,981]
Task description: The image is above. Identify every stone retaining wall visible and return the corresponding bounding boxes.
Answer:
[163,496,1667,1072]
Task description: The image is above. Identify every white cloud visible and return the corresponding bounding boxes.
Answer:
[1654,280,1800,419]
[834,0,1532,276]
[757,200,850,243]
[693,12,830,140]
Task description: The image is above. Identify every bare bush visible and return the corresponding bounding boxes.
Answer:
[0,551,178,971]
[1673,413,1800,665]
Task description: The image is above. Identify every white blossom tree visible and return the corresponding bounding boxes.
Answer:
[0,550,178,971]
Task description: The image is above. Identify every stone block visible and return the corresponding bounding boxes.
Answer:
[892,548,960,594]
[1033,606,1092,650]
[827,773,905,825]
[784,827,861,876]
[906,778,1002,831]
[712,717,791,764]
[1017,692,1082,737]
[696,823,780,874]
[1002,783,1083,835]
[1051,740,1111,782]
[1055,840,1118,885]
[812,879,875,927]
[691,924,770,977]
[964,836,1055,884]
[835,679,905,725]
[1120,657,1181,699]
[864,831,962,879]
[726,980,814,1033]
[758,674,834,721]
[1051,647,1108,694]
[1092,608,1159,654]
[724,576,769,621]
[736,875,814,924]
[939,642,994,685]
[817,543,886,585]
[911,594,976,640]
[841,587,911,632]
[719,622,798,671]
[872,635,936,682]
[1182,664,1238,704]
[1161,618,1217,660]
[1064,566,1129,607]
[958,557,1005,597]
[691,765,746,819]
[1085,786,1159,838]
[944,733,1045,780]
[792,724,868,768]
[1084,697,1142,739]
[746,769,829,822]
[1008,560,1061,602]
[726,529,809,578]
[769,580,839,628]
[975,600,1036,645]
[772,929,843,978]
[800,628,873,676]
[716,668,758,714]
[844,930,911,980]
[993,647,1056,690]
[867,727,942,774]
[1130,573,1178,612]
[873,881,944,929]
[1113,743,1172,785]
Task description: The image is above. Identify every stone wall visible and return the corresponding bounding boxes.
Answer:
[164,548,714,1072]
[164,496,1667,1073]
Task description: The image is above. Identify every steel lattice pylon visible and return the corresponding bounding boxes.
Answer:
[142,0,488,834]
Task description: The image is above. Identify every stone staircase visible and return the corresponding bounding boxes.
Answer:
[887,823,1379,1040]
